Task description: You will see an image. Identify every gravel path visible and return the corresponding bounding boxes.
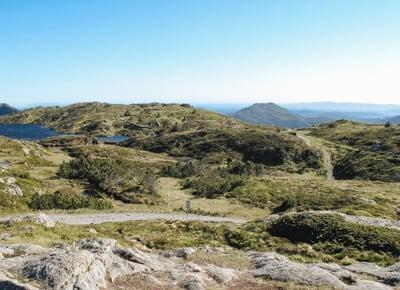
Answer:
[0,212,246,225]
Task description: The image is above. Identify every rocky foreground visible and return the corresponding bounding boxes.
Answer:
[0,237,399,289]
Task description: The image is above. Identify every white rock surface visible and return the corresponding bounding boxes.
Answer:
[249,252,393,290]
[0,176,24,197]
[5,213,55,228]
[0,239,237,290]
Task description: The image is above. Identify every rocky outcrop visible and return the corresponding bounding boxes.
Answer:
[5,213,55,228]
[0,239,238,290]
[0,177,23,197]
[249,252,393,289]
[2,238,400,289]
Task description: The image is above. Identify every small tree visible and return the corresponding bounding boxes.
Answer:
[385,121,392,128]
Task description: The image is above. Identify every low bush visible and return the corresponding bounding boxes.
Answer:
[269,213,400,256]
[183,168,246,198]
[58,154,157,198]
[29,191,112,210]
[162,159,203,178]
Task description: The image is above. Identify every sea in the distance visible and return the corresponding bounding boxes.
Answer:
[0,124,129,143]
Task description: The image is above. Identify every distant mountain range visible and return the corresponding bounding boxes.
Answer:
[0,103,17,116]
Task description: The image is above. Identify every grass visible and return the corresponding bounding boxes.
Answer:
[268,213,400,265]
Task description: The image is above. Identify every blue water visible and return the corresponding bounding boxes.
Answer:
[0,124,129,143]
[0,124,61,140]
[96,135,129,143]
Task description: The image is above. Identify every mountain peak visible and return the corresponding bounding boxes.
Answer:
[0,103,17,116]
[232,103,310,128]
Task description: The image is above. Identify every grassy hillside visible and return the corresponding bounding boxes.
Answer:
[0,102,239,136]
[0,102,324,174]
[309,120,400,182]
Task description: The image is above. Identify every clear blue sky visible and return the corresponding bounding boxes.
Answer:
[1,0,400,107]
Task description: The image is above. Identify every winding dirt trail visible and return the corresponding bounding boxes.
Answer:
[296,132,334,180]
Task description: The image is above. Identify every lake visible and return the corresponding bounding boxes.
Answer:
[0,124,129,143]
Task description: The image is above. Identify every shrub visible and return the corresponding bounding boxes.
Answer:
[183,168,246,198]
[29,191,112,210]
[227,159,264,176]
[58,154,157,198]
[162,160,203,178]
[269,213,400,256]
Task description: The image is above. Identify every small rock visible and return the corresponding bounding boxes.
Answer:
[142,274,162,285]
[0,232,12,241]
[5,213,55,228]
[177,273,205,290]
[166,247,196,259]
[176,263,202,273]
[88,228,97,234]
[205,264,236,284]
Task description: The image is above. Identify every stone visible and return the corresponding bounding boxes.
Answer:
[249,252,393,290]
[177,273,205,290]
[0,177,23,197]
[165,247,197,258]
[205,264,236,283]
[0,232,12,241]
[5,213,55,228]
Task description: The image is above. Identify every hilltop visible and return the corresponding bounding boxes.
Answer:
[231,103,310,128]
[0,103,17,116]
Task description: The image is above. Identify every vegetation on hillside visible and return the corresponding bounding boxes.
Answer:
[58,154,158,203]
[29,191,112,210]
[310,120,400,182]
[269,213,400,257]
[0,102,324,175]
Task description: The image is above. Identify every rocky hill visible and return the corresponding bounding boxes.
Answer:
[231,103,311,128]
[0,103,17,116]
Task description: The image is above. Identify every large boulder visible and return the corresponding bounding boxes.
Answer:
[249,252,392,290]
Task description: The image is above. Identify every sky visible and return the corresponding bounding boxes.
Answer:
[1,0,400,107]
